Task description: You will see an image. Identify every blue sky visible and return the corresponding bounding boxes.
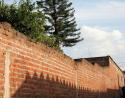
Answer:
[63,0,125,70]
[72,0,125,32]
[5,0,125,70]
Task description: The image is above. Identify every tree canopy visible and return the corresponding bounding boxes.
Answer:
[0,0,83,50]
[0,0,55,47]
[37,0,83,48]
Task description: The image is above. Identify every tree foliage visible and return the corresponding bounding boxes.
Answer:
[37,0,83,48]
[0,0,83,49]
[0,0,56,48]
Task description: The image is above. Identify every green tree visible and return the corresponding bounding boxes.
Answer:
[0,0,10,21]
[37,0,83,48]
[0,0,55,47]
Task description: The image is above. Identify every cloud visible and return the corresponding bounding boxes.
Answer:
[74,1,125,21]
[81,26,125,55]
[63,26,125,69]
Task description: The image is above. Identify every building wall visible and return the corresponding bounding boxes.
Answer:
[0,22,124,98]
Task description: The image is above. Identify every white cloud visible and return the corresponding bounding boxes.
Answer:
[75,1,125,21]
[81,26,125,55]
[63,26,125,69]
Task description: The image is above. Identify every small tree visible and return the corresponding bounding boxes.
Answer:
[0,0,55,47]
[9,0,45,41]
[0,0,10,21]
[37,0,83,48]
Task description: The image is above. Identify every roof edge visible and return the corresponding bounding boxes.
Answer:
[107,55,124,74]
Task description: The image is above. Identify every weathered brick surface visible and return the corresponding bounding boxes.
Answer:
[0,22,124,98]
[0,50,4,98]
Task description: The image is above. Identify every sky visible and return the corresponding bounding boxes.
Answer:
[63,0,125,70]
[5,0,125,70]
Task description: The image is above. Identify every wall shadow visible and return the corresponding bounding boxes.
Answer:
[12,71,123,98]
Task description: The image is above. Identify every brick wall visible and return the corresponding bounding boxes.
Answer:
[0,50,4,97]
[0,22,124,98]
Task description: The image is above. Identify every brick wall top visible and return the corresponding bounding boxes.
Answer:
[0,22,76,67]
[0,22,123,73]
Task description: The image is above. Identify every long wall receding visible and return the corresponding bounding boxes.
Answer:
[0,22,124,98]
